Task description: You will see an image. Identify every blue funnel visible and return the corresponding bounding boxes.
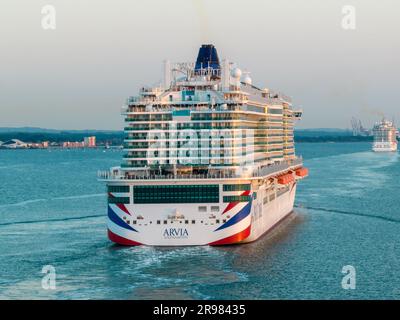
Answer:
[195,44,220,72]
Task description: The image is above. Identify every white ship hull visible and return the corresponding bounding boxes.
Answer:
[106,181,297,246]
[372,119,398,152]
[244,184,296,243]
[372,142,398,152]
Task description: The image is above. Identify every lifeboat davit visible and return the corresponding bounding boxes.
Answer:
[295,167,309,177]
[278,173,294,184]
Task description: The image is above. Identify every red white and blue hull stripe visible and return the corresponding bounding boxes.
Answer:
[105,179,299,246]
[106,196,253,246]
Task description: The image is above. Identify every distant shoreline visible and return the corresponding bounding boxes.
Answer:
[0,130,376,145]
[295,136,373,143]
[0,131,123,147]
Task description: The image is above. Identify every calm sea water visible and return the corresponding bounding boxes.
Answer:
[0,142,399,299]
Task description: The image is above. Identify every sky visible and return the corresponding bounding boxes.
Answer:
[1,0,399,130]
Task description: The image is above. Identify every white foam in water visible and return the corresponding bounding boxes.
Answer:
[0,193,105,209]
[52,193,105,201]
[0,198,47,208]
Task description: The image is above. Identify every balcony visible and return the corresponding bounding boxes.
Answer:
[98,157,303,181]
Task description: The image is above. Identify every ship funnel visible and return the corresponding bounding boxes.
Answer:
[195,44,220,74]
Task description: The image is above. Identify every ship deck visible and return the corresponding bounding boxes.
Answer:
[98,158,303,183]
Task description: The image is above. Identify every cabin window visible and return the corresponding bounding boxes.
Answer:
[108,196,130,204]
[268,108,283,115]
[223,184,251,191]
[223,195,251,203]
[133,185,219,204]
[108,185,130,193]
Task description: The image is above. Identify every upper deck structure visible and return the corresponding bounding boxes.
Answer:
[103,44,302,181]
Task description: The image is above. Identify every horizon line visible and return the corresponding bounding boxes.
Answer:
[0,126,353,132]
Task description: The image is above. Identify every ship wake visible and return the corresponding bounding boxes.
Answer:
[295,204,400,224]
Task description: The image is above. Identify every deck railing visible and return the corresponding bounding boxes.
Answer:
[97,157,303,181]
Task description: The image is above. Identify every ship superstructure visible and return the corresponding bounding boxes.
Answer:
[98,44,308,246]
[372,119,398,152]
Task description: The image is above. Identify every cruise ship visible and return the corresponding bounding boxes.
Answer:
[372,119,398,152]
[98,44,308,246]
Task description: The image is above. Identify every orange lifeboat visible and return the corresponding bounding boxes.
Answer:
[295,167,309,177]
[278,173,294,184]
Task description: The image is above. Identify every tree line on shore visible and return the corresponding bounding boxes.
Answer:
[0,130,374,145]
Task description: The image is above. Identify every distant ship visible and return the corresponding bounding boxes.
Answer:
[372,119,398,152]
[98,44,308,246]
